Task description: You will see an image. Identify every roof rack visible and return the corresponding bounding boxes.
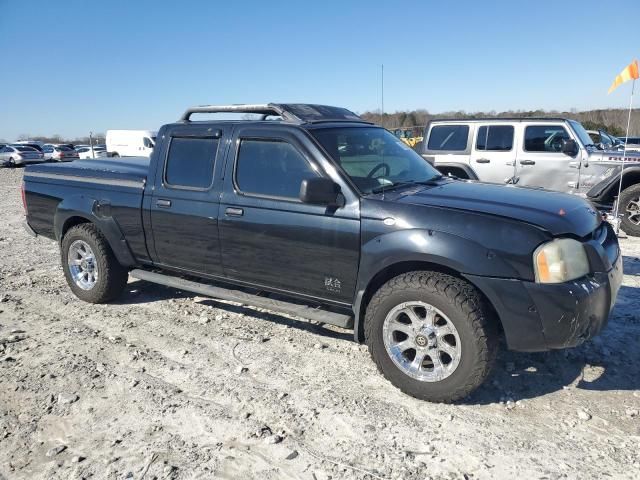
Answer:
[180,103,368,124]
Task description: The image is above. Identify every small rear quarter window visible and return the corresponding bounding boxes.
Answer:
[165,137,218,189]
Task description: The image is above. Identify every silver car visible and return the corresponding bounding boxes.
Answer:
[42,144,80,162]
[0,145,45,166]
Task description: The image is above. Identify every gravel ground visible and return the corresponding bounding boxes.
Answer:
[0,166,639,480]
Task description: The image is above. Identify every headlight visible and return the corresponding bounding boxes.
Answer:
[534,238,589,284]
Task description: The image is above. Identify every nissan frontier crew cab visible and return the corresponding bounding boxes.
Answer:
[422,118,640,236]
[22,104,623,402]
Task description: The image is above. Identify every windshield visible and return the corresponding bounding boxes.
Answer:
[311,127,441,194]
[569,120,594,148]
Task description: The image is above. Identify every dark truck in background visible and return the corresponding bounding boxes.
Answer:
[22,104,623,402]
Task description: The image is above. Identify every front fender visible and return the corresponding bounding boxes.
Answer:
[587,164,640,203]
[54,194,136,267]
[352,228,521,341]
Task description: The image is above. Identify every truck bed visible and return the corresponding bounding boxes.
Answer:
[25,157,150,186]
[23,157,151,264]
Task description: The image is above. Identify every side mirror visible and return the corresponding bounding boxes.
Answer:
[299,177,342,207]
[561,139,578,156]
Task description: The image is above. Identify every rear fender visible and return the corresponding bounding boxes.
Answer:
[53,194,136,267]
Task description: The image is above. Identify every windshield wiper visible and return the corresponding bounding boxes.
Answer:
[370,175,444,194]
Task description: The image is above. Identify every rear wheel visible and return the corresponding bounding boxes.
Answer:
[620,184,640,237]
[61,224,128,303]
[364,271,497,403]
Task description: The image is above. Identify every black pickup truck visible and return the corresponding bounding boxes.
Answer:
[22,103,623,402]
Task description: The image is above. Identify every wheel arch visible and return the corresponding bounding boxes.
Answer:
[353,259,502,343]
[588,166,640,204]
[55,203,137,268]
[433,162,478,180]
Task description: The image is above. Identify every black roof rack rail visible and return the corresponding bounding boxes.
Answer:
[180,103,368,124]
[180,104,299,122]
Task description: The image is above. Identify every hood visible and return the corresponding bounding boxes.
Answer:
[595,149,640,160]
[393,180,601,237]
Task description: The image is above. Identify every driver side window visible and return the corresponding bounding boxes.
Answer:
[235,139,319,199]
[524,125,570,153]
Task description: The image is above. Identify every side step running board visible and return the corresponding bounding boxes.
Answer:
[129,269,354,329]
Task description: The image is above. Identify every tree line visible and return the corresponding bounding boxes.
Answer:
[361,108,640,137]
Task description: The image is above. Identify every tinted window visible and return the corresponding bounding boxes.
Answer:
[236,139,318,199]
[165,137,218,189]
[57,146,73,151]
[476,125,514,151]
[427,125,469,151]
[43,146,53,152]
[524,126,570,152]
[16,146,36,152]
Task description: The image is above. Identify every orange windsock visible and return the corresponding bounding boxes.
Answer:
[608,59,639,94]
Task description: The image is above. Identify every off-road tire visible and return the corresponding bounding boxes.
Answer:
[364,271,498,403]
[620,184,640,237]
[61,223,128,303]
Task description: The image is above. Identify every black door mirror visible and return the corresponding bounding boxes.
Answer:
[299,178,342,206]
[561,139,578,156]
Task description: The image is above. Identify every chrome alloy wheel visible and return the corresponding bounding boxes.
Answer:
[382,301,462,382]
[626,196,640,226]
[67,240,98,290]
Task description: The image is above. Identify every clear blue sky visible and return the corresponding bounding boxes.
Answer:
[1,0,639,140]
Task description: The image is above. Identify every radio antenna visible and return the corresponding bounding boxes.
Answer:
[381,64,386,199]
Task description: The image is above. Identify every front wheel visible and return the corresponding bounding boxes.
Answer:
[364,271,497,403]
[620,184,640,237]
[61,224,128,303]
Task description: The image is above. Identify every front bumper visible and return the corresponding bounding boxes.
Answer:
[466,228,623,352]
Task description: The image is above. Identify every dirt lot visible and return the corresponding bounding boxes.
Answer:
[0,167,639,480]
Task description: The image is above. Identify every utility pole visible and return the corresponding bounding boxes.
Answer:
[89,131,94,159]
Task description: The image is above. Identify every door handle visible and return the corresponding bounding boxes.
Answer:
[156,199,172,208]
[476,158,490,164]
[225,207,244,217]
[519,160,536,166]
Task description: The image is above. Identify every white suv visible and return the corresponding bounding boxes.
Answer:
[422,118,640,236]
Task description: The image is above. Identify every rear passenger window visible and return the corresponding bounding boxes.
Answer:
[235,139,318,199]
[165,137,218,189]
[524,126,570,153]
[427,125,469,151]
[476,125,514,151]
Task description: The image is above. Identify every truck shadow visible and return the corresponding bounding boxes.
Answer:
[115,279,353,342]
[623,255,640,276]
[464,284,640,405]
[116,278,639,402]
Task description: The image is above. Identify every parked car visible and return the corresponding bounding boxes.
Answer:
[12,142,44,153]
[617,136,640,153]
[76,146,108,159]
[422,118,640,236]
[42,144,80,162]
[586,130,624,150]
[106,130,157,157]
[22,103,622,403]
[0,145,45,166]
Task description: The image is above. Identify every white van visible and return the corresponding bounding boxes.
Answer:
[106,130,157,157]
